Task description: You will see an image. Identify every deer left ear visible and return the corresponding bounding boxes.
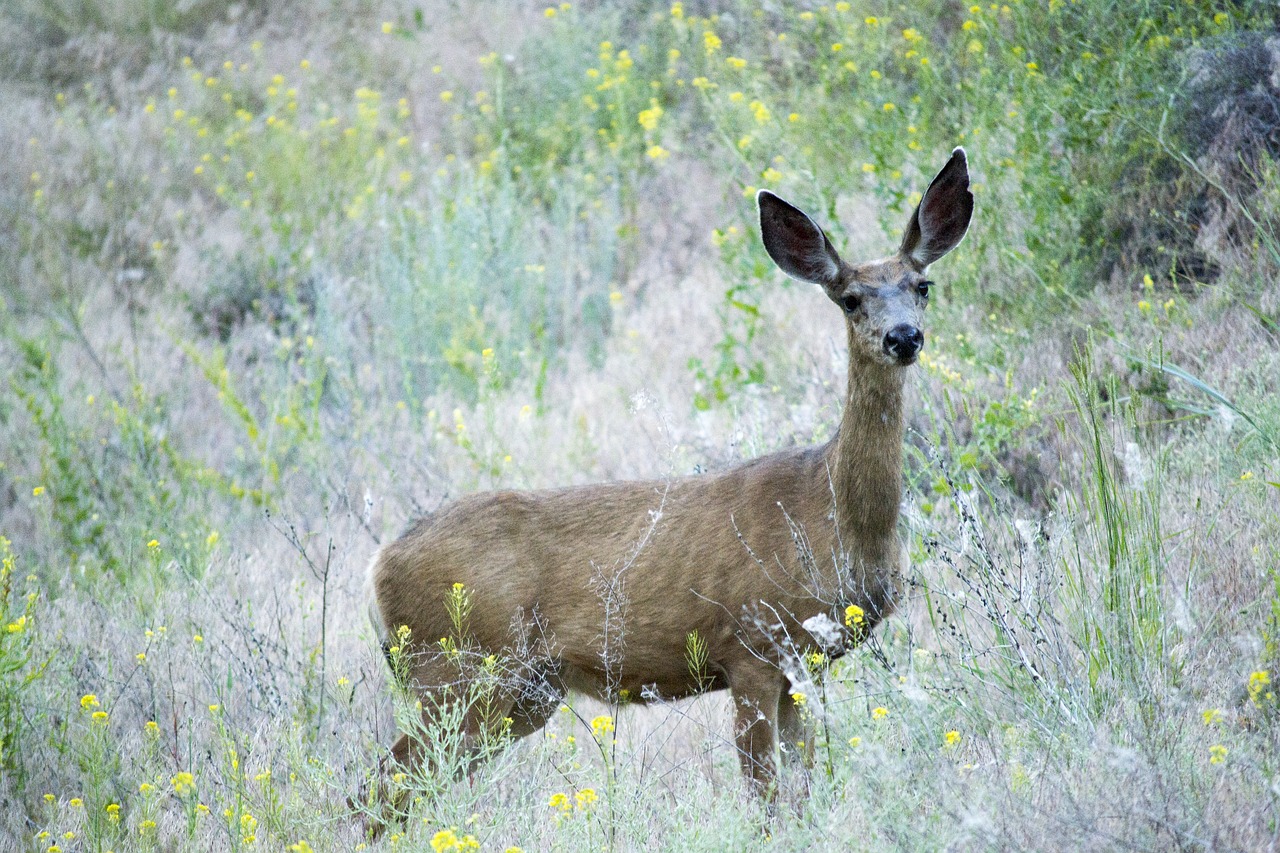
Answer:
[899,148,974,270]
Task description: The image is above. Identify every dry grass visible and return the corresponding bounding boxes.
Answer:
[1,0,1278,850]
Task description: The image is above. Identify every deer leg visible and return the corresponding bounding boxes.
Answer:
[505,663,567,738]
[377,656,519,800]
[776,688,815,804]
[727,664,786,801]
[363,680,512,840]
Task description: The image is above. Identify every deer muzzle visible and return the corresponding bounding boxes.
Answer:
[883,323,924,364]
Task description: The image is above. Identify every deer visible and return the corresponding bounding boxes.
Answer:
[366,149,973,809]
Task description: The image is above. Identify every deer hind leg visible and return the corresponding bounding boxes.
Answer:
[379,654,520,799]
[727,663,787,801]
[505,662,567,738]
[775,687,815,804]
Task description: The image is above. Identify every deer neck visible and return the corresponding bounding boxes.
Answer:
[824,350,906,544]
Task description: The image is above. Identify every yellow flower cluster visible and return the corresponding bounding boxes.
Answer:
[1248,670,1274,706]
[431,829,480,852]
[637,101,663,132]
[549,787,599,816]
[172,771,196,795]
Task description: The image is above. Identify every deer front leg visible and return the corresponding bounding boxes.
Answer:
[727,664,787,800]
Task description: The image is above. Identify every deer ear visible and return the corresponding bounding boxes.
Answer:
[758,190,843,290]
[899,147,974,269]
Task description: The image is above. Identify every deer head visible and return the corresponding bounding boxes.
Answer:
[757,148,973,367]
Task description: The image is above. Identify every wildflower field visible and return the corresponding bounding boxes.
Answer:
[2,0,1279,849]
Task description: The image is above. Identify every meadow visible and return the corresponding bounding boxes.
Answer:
[1,0,1278,849]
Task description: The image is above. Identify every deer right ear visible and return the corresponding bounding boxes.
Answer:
[758,191,843,290]
[899,148,974,270]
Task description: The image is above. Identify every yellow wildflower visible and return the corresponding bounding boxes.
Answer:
[172,772,195,795]
[1248,670,1273,705]
[637,101,663,131]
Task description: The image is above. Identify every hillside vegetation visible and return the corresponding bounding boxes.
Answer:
[1,0,1278,849]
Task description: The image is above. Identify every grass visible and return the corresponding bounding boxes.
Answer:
[1,0,1279,849]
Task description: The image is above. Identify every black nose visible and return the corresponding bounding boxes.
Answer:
[883,324,924,362]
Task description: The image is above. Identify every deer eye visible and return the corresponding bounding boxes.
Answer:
[916,280,932,300]
[839,293,861,313]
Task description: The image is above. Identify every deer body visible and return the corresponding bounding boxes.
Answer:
[368,150,972,800]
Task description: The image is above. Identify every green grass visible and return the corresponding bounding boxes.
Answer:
[1,0,1278,849]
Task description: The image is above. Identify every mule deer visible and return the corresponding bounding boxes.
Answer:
[367,149,973,803]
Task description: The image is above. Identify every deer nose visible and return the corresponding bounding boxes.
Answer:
[883,324,924,363]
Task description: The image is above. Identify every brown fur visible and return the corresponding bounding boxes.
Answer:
[367,150,973,803]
